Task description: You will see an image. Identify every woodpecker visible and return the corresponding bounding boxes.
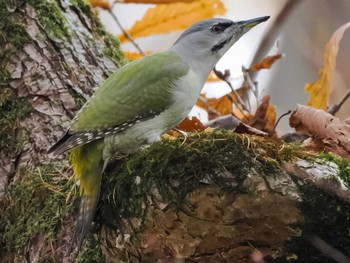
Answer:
[48,16,270,249]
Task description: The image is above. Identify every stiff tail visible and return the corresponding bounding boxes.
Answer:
[69,140,105,251]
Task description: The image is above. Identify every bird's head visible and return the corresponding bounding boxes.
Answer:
[171,16,270,72]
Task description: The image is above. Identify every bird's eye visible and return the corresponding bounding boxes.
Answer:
[210,25,222,33]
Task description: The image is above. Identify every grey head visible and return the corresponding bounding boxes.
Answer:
[170,16,269,80]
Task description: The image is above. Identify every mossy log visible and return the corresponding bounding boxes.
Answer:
[1,131,350,262]
[1,1,350,263]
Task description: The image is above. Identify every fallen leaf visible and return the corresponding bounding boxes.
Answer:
[118,0,226,42]
[249,95,276,134]
[290,105,350,152]
[89,0,110,10]
[250,54,283,72]
[177,116,206,132]
[234,122,268,136]
[305,22,350,110]
[121,0,197,3]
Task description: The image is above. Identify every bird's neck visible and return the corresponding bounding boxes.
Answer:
[169,44,219,84]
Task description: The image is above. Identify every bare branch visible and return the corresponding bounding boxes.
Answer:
[273,110,291,134]
[110,3,146,56]
[328,89,350,116]
[213,67,250,115]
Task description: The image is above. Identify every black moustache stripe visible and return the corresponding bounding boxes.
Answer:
[211,35,233,54]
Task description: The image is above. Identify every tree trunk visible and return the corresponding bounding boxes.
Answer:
[1,1,349,263]
[0,0,125,199]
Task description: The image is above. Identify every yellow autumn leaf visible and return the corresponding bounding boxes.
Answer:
[265,104,277,134]
[89,0,111,10]
[207,71,223,82]
[305,22,350,110]
[123,51,152,61]
[118,0,226,42]
[121,0,197,3]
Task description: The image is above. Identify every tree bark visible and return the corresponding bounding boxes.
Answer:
[0,0,125,199]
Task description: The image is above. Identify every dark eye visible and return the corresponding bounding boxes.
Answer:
[211,25,222,33]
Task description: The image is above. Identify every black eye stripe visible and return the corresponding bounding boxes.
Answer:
[210,21,234,33]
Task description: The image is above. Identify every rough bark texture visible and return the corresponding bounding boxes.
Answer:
[1,1,350,263]
[0,0,125,200]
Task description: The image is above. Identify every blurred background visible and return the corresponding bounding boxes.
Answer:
[97,0,350,133]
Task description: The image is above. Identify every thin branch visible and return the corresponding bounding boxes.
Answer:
[213,67,250,115]
[110,3,146,56]
[307,235,350,263]
[197,96,221,117]
[273,110,291,134]
[249,0,302,81]
[328,89,350,116]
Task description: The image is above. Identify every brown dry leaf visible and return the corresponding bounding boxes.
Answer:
[89,0,111,10]
[196,93,233,120]
[124,51,152,61]
[265,104,277,133]
[177,116,206,132]
[290,105,350,152]
[249,95,276,134]
[118,0,226,42]
[234,122,268,136]
[121,0,197,3]
[250,54,282,72]
[207,95,233,116]
[305,22,350,110]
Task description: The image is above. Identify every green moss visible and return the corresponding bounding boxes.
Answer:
[249,135,307,175]
[97,131,304,229]
[319,153,350,185]
[76,237,104,263]
[0,71,32,153]
[68,86,87,108]
[69,0,126,67]
[280,184,350,262]
[0,1,30,57]
[103,33,127,66]
[0,165,77,256]
[28,0,71,41]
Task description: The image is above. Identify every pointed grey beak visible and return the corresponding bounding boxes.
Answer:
[239,16,270,29]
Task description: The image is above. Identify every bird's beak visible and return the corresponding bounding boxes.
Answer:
[239,16,270,29]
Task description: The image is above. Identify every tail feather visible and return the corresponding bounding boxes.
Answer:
[69,140,105,251]
[71,190,100,250]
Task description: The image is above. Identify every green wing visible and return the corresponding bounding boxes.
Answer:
[71,51,189,132]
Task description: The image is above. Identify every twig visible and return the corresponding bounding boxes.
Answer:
[242,66,259,106]
[328,89,350,116]
[197,96,221,117]
[213,67,250,115]
[273,110,291,134]
[249,0,302,81]
[307,235,350,263]
[110,3,146,56]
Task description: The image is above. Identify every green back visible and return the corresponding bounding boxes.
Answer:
[70,51,189,132]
